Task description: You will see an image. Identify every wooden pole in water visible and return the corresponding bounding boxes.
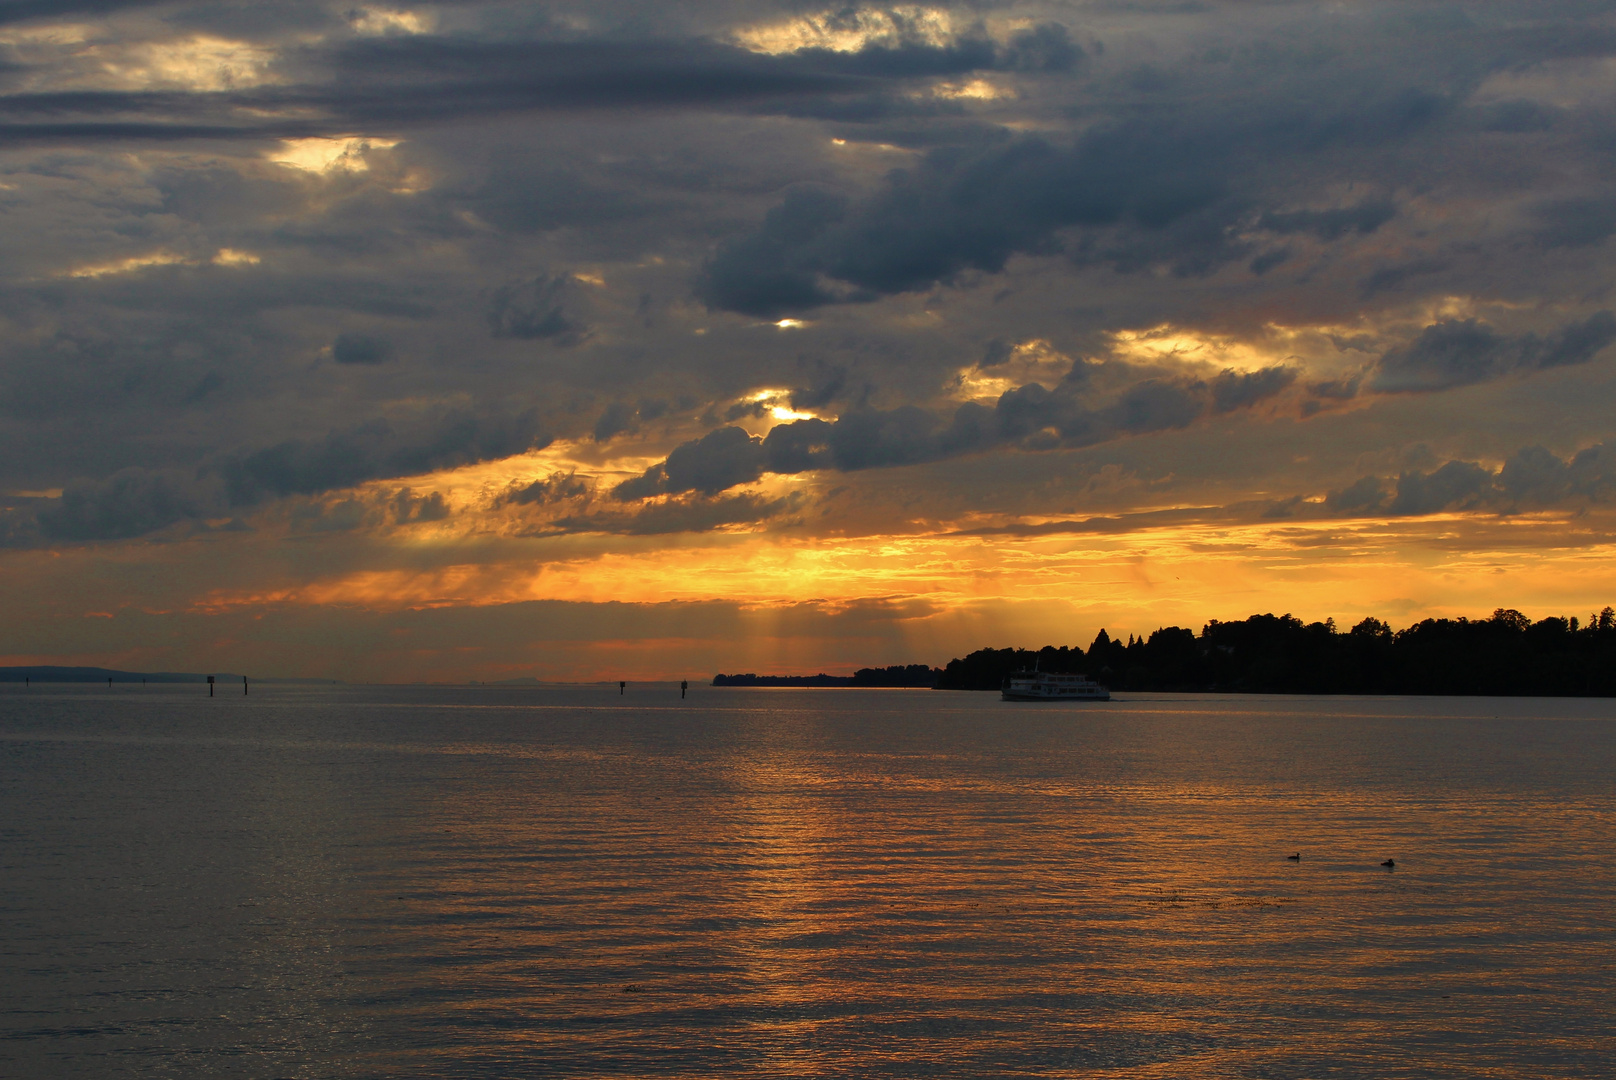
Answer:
[243,676,249,696]
[208,675,215,697]
[681,680,687,699]
[619,681,625,695]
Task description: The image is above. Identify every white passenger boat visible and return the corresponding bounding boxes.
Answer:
[1001,670,1110,701]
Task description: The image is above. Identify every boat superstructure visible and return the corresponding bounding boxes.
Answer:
[1001,670,1110,701]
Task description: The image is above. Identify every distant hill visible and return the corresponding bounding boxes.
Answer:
[714,673,855,687]
[0,667,341,685]
[714,665,940,688]
[0,666,215,683]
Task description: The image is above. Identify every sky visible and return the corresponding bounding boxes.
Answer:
[4,0,1616,681]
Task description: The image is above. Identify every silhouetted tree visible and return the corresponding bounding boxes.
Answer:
[851,664,939,687]
[935,605,1616,696]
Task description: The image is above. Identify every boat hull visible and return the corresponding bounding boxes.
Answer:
[1001,689,1110,701]
[1002,669,1111,701]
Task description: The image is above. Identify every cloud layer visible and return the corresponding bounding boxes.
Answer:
[6,2,1616,674]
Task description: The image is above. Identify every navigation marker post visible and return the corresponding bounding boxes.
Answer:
[208,675,215,697]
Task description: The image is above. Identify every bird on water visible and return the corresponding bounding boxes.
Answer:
[1381,859,1396,868]
[1286,853,1301,861]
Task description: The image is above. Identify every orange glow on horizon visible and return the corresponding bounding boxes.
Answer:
[7,492,1616,681]
[181,511,1616,627]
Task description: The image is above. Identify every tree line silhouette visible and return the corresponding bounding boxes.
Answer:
[937,608,1616,696]
[714,664,939,687]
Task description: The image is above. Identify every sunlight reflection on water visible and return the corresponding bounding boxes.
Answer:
[1,686,1612,1077]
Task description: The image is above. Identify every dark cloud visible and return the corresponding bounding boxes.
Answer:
[1534,310,1616,369]
[1474,99,1559,134]
[0,31,1022,145]
[790,364,848,410]
[786,37,999,81]
[324,32,1001,109]
[284,486,454,534]
[979,338,1015,368]
[460,163,657,235]
[698,126,1230,314]
[1324,443,1616,519]
[0,505,41,548]
[611,467,665,501]
[1324,475,1389,514]
[615,424,768,498]
[1247,247,1291,275]
[1532,197,1616,249]
[1329,334,1378,354]
[949,503,1231,538]
[616,365,1297,499]
[181,370,225,404]
[1109,379,1206,434]
[1369,318,1506,392]
[694,186,856,316]
[550,491,799,536]
[0,0,165,25]
[1211,366,1296,413]
[221,408,549,506]
[1369,312,1616,393]
[332,332,390,365]
[1261,494,1306,519]
[1498,443,1616,504]
[593,402,637,442]
[35,467,208,541]
[699,82,1450,315]
[721,398,769,422]
[1388,460,1493,516]
[495,471,592,509]
[958,438,1616,532]
[289,495,368,534]
[1307,375,1361,401]
[1498,445,1572,504]
[1358,258,1448,298]
[1259,198,1396,241]
[487,275,587,343]
[391,488,450,524]
[16,406,544,542]
[821,405,943,468]
[990,382,1062,442]
[23,265,438,321]
[1001,23,1085,73]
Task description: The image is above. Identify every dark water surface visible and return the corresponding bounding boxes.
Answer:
[1,685,1612,1078]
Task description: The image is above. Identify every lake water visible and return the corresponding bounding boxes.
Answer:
[1,685,1612,1078]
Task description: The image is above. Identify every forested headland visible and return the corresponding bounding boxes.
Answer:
[713,664,939,688]
[936,608,1616,696]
